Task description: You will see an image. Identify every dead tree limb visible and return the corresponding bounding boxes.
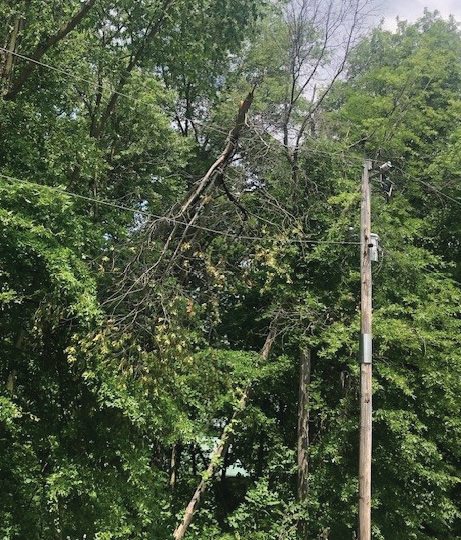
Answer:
[173,320,278,540]
[162,88,255,257]
[177,86,255,219]
[107,88,257,309]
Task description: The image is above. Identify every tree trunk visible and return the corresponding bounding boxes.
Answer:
[173,322,278,540]
[4,0,97,100]
[1,15,23,95]
[170,444,178,491]
[297,348,311,539]
[173,393,249,540]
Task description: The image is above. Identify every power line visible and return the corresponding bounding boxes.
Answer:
[5,48,461,222]
[0,43,363,247]
[0,47,406,165]
[0,172,162,218]
[0,47,230,137]
[2,42,367,160]
[6,47,461,173]
[1,47,380,155]
[0,172,360,245]
[7,47,459,172]
[0,47,117,96]
[392,166,461,208]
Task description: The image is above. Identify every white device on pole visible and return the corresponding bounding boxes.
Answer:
[369,233,381,262]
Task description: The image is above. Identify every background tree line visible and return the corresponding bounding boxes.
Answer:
[0,0,460,538]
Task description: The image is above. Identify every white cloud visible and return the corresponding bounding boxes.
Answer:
[373,0,461,30]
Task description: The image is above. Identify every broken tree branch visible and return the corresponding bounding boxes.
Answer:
[177,86,255,219]
[107,87,257,310]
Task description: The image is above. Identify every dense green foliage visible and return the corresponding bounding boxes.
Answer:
[1,1,460,538]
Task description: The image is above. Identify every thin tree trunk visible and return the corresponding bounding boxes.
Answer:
[170,444,178,491]
[297,348,311,539]
[173,322,278,540]
[1,15,23,95]
[4,0,97,100]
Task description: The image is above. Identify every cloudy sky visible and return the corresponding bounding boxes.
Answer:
[378,0,461,29]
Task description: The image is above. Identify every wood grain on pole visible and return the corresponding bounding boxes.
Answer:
[359,160,372,540]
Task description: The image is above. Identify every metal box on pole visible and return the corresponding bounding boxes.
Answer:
[369,233,381,263]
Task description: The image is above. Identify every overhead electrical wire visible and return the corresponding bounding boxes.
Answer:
[391,165,461,208]
[0,46,230,136]
[5,47,460,171]
[250,126,461,206]
[0,173,360,245]
[3,47,461,235]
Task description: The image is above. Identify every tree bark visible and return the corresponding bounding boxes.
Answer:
[170,444,178,491]
[297,348,311,539]
[1,15,23,95]
[173,322,278,540]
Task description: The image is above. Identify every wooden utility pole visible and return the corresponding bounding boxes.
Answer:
[359,159,373,540]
